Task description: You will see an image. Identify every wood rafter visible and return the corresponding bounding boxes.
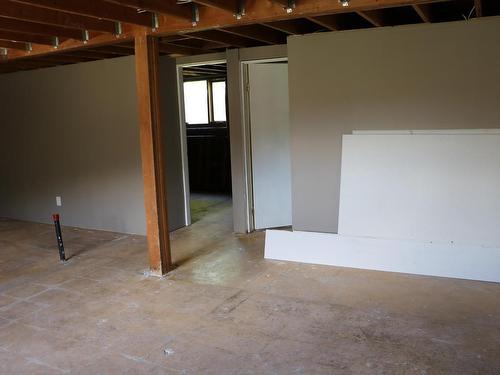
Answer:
[104,0,193,21]
[186,29,256,48]
[357,10,386,27]
[0,16,85,40]
[11,0,155,27]
[0,29,55,45]
[261,20,304,35]
[2,0,492,61]
[306,15,340,31]
[0,2,116,33]
[158,42,203,56]
[0,40,29,51]
[412,4,432,22]
[474,0,482,17]
[192,0,237,14]
[219,24,286,44]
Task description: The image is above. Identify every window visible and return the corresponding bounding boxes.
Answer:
[183,79,226,125]
[212,81,227,122]
[183,80,209,125]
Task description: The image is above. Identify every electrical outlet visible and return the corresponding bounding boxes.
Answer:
[56,196,62,207]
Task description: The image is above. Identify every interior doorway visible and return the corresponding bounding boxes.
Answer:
[178,62,232,225]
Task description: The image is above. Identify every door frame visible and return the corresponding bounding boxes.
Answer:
[176,58,227,227]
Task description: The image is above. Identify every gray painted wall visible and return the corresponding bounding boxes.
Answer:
[288,17,500,233]
[0,55,185,234]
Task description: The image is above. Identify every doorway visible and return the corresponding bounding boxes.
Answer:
[179,62,232,225]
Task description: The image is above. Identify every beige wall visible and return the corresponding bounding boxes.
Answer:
[0,56,185,234]
[288,17,500,233]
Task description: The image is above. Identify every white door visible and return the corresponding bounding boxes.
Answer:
[248,63,292,230]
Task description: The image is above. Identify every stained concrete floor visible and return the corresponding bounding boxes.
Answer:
[1,203,500,374]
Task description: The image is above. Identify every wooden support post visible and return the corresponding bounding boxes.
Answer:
[134,33,172,276]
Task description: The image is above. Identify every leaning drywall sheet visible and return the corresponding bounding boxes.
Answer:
[338,133,500,247]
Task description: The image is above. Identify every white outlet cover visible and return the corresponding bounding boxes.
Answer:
[56,196,62,206]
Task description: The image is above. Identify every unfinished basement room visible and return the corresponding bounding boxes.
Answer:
[1,0,500,374]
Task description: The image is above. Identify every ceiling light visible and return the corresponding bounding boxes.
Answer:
[339,0,349,7]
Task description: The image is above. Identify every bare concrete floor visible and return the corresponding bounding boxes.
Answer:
[1,204,499,374]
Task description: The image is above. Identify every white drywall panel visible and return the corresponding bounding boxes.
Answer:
[338,133,500,247]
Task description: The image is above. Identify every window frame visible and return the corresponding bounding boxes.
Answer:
[183,77,227,127]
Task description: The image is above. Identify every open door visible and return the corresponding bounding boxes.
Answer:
[248,62,292,230]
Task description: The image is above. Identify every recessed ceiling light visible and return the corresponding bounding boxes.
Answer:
[339,0,349,7]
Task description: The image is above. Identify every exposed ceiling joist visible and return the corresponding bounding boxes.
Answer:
[0,29,55,45]
[357,10,386,27]
[0,40,29,51]
[169,37,228,50]
[219,24,286,45]
[69,49,124,59]
[306,15,340,31]
[261,19,304,35]
[272,0,295,12]
[191,0,237,14]
[412,4,432,22]
[187,29,256,48]
[0,2,116,33]
[158,42,203,55]
[11,0,155,27]
[474,0,482,17]
[37,54,94,63]
[3,0,500,64]
[0,16,85,40]
[91,46,133,55]
[105,0,193,21]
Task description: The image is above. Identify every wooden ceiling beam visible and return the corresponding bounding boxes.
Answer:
[0,16,85,40]
[11,0,154,27]
[357,10,386,27]
[0,40,29,51]
[104,0,193,21]
[68,50,122,59]
[6,0,461,61]
[0,2,116,33]
[1,59,59,70]
[90,46,133,55]
[158,42,204,56]
[474,0,482,17]
[306,15,340,31]
[260,20,303,35]
[192,0,237,14]
[166,36,228,50]
[219,24,286,45]
[0,30,54,45]
[37,54,94,63]
[186,30,256,48]
[412,4,432,22]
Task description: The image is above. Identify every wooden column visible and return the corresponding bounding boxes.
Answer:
[135,33,172,275]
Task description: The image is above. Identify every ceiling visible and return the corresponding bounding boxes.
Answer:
[183,63,227,80]
[0,0,498,74]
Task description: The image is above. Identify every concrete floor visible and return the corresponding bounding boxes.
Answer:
[1,203,499,374]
